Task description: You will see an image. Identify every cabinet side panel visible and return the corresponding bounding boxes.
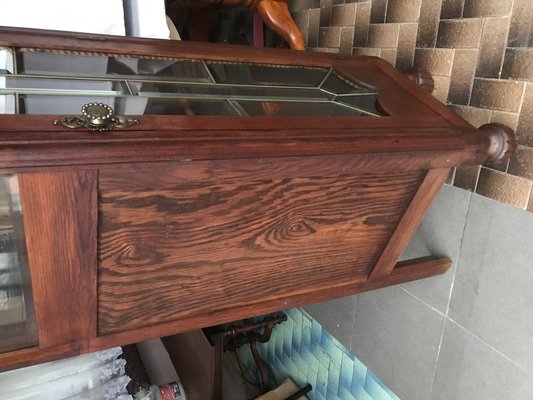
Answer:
[98,160,424,335]
[19,171,98,348]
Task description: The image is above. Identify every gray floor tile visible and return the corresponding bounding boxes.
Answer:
[431,319,533,400]
[304,295,357,350]
[448,194,533,372]
[352,286,446,400]
[400,184,471,313]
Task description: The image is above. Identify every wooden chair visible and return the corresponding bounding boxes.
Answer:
[166,0,305,50]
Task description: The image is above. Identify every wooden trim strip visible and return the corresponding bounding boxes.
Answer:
[369,168,450,280]
[18,170,98,348]
[0,344,79,373]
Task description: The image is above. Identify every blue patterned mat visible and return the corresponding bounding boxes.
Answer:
[237,308,400,400]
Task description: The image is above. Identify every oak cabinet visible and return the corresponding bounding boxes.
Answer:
[0,27,515,371]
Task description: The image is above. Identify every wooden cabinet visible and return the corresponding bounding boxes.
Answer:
[0,27,515,372]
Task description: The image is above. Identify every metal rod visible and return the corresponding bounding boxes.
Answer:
[284,384,313,400]
[202,60,217,83]
[0,72,323,92]
[317,68,333,89]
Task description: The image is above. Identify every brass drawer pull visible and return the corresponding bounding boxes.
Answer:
[53,103,139,132]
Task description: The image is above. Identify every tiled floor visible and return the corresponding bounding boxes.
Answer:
[235,308,401,400]
[306,184,533,400]
[289,0,533,212]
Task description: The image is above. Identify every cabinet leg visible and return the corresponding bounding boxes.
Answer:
[255,0,305,50]
[374,256,452,282]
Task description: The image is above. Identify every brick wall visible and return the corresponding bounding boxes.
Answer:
[290,0,533,211]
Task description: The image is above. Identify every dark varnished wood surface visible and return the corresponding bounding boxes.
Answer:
[0,27,452,124]
[369,168,450,280]
[0,126,494,172]
[97,160,424,334]
[0,344,80,373]
[18,171,98,347]
[89,256,452,352]
[0,27,516,372]
[0,256,452,373]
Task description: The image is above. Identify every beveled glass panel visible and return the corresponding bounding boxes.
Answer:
[131,81,333,101]
[111,57,210,81]
[321,72,378,95]
[18,95,116,115]
[0,175,37,353]
[0,95,16,114]
[335,94,380,115]
[236,100,370,116]
[17,95,237,116]
[143,98,237,116]
[0,48,14,74]
[2,49,382,117]
[17,51,210,82]
[3,76,123,95]
[206,62,329,87]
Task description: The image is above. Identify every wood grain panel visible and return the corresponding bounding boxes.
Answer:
[18,171,97,347]
[98,160,424,334]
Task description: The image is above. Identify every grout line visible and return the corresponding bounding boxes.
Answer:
[397,286,446,317]
[444,190,473,319]
[446,49,456,105]
[396,285,447,394]
[516,78,527,116]
[350,295,358,352]
[432,189,473,394]
[446,317,533,378]
[472,164,481,193]
[496,18,512,79]
[429,318,448,394]
[429,191,474,395]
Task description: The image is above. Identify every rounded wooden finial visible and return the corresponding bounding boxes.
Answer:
[404,68,434,94]
[479,123,517,162]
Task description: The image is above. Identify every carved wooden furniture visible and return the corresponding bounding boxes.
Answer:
[0,27,515,373]
[166,0,305,49]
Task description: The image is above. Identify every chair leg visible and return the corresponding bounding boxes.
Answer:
[255,0,305,50]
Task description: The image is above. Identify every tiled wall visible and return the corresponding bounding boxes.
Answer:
[306,185,533,399]
[289,0,533,211]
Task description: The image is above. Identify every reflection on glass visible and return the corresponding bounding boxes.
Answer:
[18,51,210,82]
[0,95,16,114]
[0,48,14,74]
[321,72,377,95]
[143,98,236,116]
[0,175,37,353]
[3,76,124,99]
[18,96,238,116]
[131,81,332,101]
[237,101,370,116]
[335,94,380,115]
[112,57,209,81]
[0,49,382,117]
[19,95,116,115]
[206,62,328,87]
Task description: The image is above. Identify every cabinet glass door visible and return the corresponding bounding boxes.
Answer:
[0,47,381,117]
[0,174,37,353]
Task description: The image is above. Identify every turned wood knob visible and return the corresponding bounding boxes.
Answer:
[404,68,434,94]
[479,123,517,163]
